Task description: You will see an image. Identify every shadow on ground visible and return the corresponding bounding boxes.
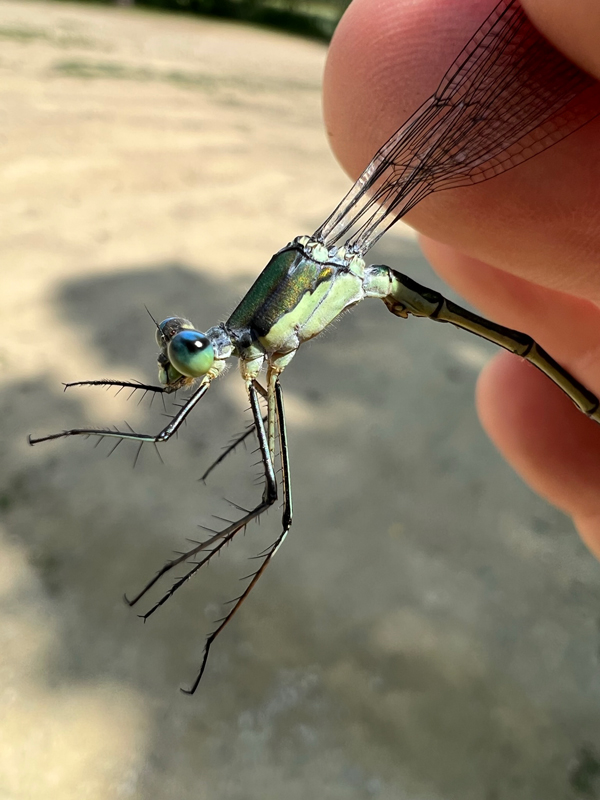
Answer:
[3,239,600,799]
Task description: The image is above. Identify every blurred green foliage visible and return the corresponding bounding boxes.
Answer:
[75,0,350,40]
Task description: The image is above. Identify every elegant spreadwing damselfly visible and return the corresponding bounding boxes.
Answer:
[30,0,600,693]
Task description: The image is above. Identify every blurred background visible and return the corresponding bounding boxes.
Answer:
[2,1,600,798]
[79,0,350,40]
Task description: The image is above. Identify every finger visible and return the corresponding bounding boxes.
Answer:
[520,0,600,78]
[323,0,600,297]
[477,353,600,558]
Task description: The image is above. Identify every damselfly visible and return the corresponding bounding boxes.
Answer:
[29,0,600,693]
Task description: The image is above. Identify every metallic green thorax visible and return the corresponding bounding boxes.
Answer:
[225,237,368,359]
[227,243,334,338]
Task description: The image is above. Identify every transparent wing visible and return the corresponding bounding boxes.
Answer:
[314,0,600,255]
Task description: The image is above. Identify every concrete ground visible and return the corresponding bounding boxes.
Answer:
[1,1,600,798]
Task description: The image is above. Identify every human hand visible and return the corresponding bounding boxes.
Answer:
[323,0,600,555]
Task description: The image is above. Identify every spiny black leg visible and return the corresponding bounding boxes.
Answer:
[125,380,278,616]
[198,380,268,482]
[123,526,230,609]
[127,525,245,617]
[182,377,292,695]
[199,415,268,483]
[63,378,167,395]
[29,382,210,446]
[275,381,292,530]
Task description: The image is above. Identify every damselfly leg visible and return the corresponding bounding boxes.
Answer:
[181,374,292,694]
[125,372,292,694]
[200,413,268,483]
[122,379,275,610]
[28,379,211,447]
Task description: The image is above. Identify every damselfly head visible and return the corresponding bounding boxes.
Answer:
[156,316,215,387]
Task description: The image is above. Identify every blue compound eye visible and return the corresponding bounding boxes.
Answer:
[167,330,214,378]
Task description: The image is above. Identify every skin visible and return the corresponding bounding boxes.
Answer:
[323,0,600,556]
